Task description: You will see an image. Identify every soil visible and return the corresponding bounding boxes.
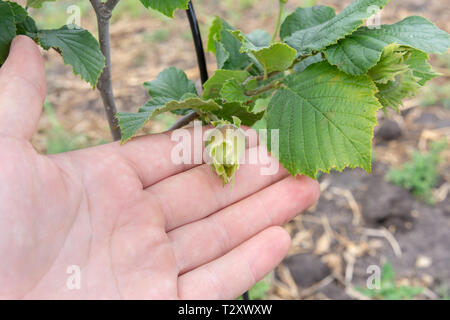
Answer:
[30,0,450,299]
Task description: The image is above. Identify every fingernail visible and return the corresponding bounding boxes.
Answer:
[10,37,19,50]
[10,35,26,50]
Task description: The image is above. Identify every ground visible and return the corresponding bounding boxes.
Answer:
[26,0,450,299]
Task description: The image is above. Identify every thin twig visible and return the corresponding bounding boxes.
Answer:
[245,81,278,96]
[167,111,199,131]
[242,71,281,87]
[422,287,439,300]
[333,273,370,300]
[330,187,362,226]
[271,0,286,43]
[298,275,334,299]
[90,0,122,140]
[362,227,402,257]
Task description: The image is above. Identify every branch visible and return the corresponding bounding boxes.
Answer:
[90,0,122,141]
[245,81,278,96]
[89,0,101,13]
[167,111,199,131]
[105,0,120,11]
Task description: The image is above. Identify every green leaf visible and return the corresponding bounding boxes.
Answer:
[267,61,381,178]
[116,98,165,144]
[16,16,38,36]
[381,262,395,283]
[144,66,198,102]
[406,49,439,86]
[367,44,410,84]
[38,26,105,88]
[220,79,251,103]
[218,29,252,70]
[207,17,233,54]
[246,29,271,48]
[214,41,230,70]
[252,97,272,113]
[208,18,274,74]
[213,102,264,127]
[139,0,189,18]
[26,0,55,9]
[375,70,421,112]
[293,53,324,73]
[208,18,270,55]
[284,0,390,56]
[202,69,250,100]
[143,67,198,116]
[280,5,336,39]
[324,16,450,75]
[254,43,297,75]
[230,30,266,52]
[371,47,438,111]
[207,18,221,53]
[6,2,38,36]
[8,2,28,24]
[117,97,221,143]
[0,1,38,64]
[118,67,211,142]
[0,1,16,65]
[207,17,257,71]
[252,118,267,130]
[231,31,297,75]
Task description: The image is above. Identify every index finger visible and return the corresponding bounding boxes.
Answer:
[73,124,259,188]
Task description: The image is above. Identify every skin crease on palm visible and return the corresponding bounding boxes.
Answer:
[0,36,320,300]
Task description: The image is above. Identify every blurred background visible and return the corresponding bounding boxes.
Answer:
[26,0,449,299]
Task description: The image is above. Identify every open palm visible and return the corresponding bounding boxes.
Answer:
[0,36,319,300]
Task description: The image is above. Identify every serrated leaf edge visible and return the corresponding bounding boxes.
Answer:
[325,16,450,75]
[139,0,190,18]
[284,0,391,56]
[268,74,382,179]
[117,97,221,144]
[36,30,105,88]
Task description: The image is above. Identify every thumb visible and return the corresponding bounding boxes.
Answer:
[0,35,46,141]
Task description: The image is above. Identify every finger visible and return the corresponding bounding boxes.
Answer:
[170,175,319,274]
[146,145,289,231]
[0,36,46,140]
[71,125,259,188]
[178,226,290,300]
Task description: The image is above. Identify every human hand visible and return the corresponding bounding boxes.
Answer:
[0,36,319,299]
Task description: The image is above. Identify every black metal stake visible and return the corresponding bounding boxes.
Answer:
[186,0,208,85]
